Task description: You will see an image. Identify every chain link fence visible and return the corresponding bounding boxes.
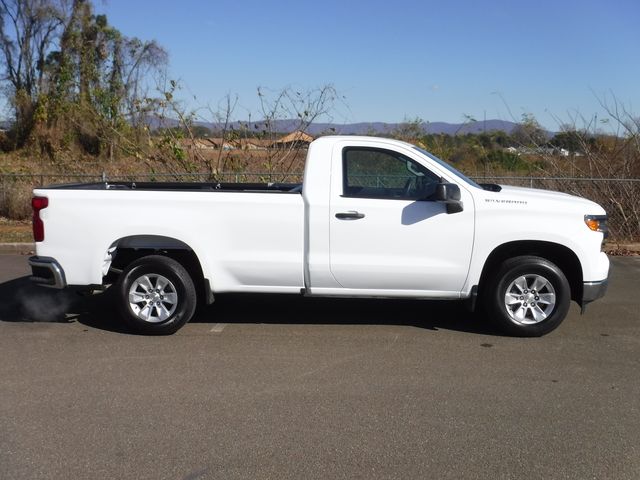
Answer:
[0,172,304,219]
[1,172,638,241]
[0,171,304,185]
[473,176,640,242]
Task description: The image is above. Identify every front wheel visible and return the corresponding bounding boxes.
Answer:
[116,255,197,335]
[484,256,571,337]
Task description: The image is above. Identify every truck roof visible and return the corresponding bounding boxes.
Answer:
[311,135,415,149]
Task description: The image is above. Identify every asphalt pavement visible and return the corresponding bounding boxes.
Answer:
[0,254,639,480]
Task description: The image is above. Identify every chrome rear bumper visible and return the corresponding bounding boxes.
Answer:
[29,256,67,289]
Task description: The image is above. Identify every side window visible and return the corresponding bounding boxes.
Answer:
[343,148,440,200]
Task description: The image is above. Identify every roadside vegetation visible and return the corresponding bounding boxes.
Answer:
[0,0,638,243]
[0,217,31,243]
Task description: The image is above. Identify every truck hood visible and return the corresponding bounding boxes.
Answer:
[493,185,605,213]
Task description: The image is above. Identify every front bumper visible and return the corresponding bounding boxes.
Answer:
[29,256,67,289]
[581,278,608,312]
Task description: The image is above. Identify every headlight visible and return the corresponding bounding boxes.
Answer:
[584,214,608,238]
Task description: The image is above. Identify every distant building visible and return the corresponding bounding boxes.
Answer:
[271,131,314,149]
[506,146,573,157]
[183,137,277,151]
[179,138,219,150]
[179,131,313,151]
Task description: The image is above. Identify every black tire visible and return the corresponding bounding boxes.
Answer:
[116,255,197,335]
[483,255,571,337]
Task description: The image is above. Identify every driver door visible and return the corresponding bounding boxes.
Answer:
[329,146,474,295]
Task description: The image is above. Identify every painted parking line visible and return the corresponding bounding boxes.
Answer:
[209,323,227,334]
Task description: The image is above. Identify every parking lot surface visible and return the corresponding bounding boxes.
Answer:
[1,254,639,479]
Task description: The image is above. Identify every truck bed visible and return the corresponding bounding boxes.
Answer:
[39,181,303,193]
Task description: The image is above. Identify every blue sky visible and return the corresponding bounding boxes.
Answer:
[99,0,640,129]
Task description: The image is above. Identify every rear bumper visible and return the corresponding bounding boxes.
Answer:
[29,256,67,289]
[581,278,608,312]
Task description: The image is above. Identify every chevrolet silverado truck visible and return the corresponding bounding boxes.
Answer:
[29,136,609,336]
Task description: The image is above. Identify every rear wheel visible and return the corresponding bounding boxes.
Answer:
[484,255,570,337]
[116,255,197,335]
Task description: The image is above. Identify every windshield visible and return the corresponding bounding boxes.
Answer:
[413,147,481,189]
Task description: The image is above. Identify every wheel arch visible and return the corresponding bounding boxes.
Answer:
[478,240,583,303]
[104,235,214,304]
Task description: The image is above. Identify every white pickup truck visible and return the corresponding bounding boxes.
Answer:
[29,136,609,336]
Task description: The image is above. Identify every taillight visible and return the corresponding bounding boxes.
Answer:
[32,196,48,242]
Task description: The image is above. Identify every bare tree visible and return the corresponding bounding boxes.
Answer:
[256,85,338,177]
[391,116,425,142]
[511,113,547,147]
[0,0,68,144]
[120,37,168,126]
[147,84,340,181]
[525,95,640,242]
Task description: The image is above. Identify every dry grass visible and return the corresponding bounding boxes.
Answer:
[0,181,33,219]
[0,217,32,243]
[0,148,308,221]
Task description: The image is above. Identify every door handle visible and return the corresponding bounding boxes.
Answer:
[335,211,365,220]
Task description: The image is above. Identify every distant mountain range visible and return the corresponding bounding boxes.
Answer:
[0,116,525,136]
[151,118,523,136]
[301,119,520,136]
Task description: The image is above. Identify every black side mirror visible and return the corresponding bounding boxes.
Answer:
[435,182,463,214]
